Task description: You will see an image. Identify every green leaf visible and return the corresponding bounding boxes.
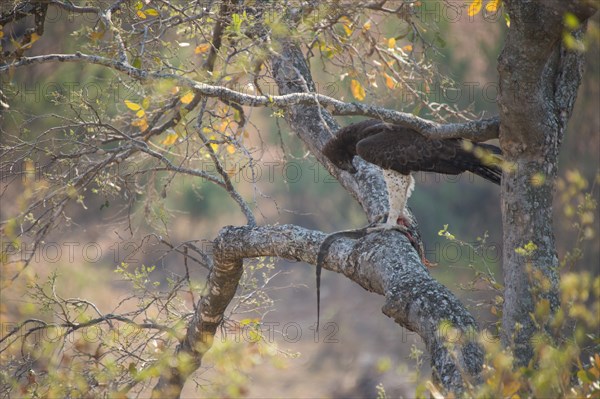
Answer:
[132,57,142,69]
[564,13,580,30]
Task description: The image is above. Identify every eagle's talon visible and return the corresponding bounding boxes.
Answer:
[366,222,408,235]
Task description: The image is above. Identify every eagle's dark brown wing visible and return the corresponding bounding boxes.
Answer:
[324,120,502,185]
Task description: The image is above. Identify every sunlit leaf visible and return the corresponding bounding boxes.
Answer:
[142,97,150,110]
[402,44,413,52]
[340,16,353,36]
[217,120,229,132]
[195,43,211,54]
[362,21,372,31]
[388,37,396,49]
[231,13,243,34]
[209,135,219,152]
[180,92,195,104]
[350,79,366,101]
[383,72,396,89]
[124,100,142,111]
[90,30,105,40]
[145,8,159,16]
[135,109,145,118]
[485,0,501,13]
[531,172,546,187]
[226,144,236,154]
[136,10,146,19]
[467,0,483,16]
[132,57,142,68]
[343,24,353,36]
[502,381,521,397]
[131,118,148,132]
[564,12,580,29]
[161,132,178,146]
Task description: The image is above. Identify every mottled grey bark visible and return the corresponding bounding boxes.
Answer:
[498,0,596,366]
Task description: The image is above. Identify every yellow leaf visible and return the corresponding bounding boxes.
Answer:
[402,44,413,52]
[131,118,148,132]
[137,10,146,19]
[161,133,178,146]
[217,121,228,132]
[343,24,353,36]
[209,135,219,152]
[136,109,145,118]
[388,37,396,49]
[362,21,372,31]
[467,0,483,16]
[144,8,159,16]
[485,0,501,13]
[383,73,396,89]
[124,100,142,111]
[180,92,194,104]
[195,43,211,54]
[30,33,41,44]
[226,144,236,154]
[502,381,521,397]
[90,30,105,40]
[350,79,366,101]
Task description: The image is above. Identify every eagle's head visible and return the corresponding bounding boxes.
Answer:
[322,134,358,173]
[322,119,390,174]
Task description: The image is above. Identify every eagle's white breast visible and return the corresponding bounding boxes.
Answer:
[382,169,415,225]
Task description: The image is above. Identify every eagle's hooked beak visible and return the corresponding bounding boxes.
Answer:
[337,158,358,174]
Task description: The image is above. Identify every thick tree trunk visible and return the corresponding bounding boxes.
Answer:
[498,0,595,366]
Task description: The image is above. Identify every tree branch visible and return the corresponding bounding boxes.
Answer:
[0,52,499,141]
[151,224,483,397]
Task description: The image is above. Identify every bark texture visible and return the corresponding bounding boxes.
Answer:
[498,0,596,366]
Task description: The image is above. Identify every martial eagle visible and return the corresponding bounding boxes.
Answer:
[323,119,502,229]
[315,119,501,328]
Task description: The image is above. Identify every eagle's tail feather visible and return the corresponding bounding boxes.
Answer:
[473,164,502,185]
